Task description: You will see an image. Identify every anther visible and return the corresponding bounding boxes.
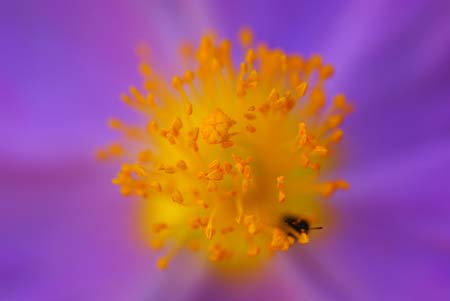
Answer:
[238,27,253,48]
[171,189,184,204]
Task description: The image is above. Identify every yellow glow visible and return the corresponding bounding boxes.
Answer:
[98,28,351,271]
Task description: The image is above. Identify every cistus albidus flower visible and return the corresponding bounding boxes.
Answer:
[97,28,352,271]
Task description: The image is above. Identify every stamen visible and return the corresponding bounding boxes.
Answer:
[102,28,351,269]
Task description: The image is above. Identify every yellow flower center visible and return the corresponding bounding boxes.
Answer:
[97,28,352,271]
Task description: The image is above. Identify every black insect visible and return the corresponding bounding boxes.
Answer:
[282,215,322,238]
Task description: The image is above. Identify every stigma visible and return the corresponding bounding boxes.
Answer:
[98,28,351,270]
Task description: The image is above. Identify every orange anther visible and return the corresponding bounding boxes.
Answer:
[171,189,184,204]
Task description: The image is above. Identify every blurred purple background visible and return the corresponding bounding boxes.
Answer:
[1,0,450,300]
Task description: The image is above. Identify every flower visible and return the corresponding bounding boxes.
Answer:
[2,0,450,300]
[98,29,352,270]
